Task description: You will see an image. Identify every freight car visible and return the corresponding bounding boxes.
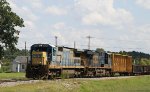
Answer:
[132,65,150,75]
[26,44,150,79]
[111,54,132,76]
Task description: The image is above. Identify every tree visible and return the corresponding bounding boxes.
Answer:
[96,48,105,53]
[119,51,128,55]
[4,48,29,60]
[0,0,24,59]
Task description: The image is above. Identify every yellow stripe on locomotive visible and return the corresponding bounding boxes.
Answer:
[32,51,47,65]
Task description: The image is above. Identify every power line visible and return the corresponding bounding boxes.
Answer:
[80,45,146,50]
[74,41,76,49]
[93,37,150,42]
[25,41,26,56]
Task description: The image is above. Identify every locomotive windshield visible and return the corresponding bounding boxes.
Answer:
[32,54,42,58]
[31,44,52,52]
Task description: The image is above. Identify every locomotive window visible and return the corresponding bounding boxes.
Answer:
[58,47,63,51]
[105,54,108,64]
[53,48,56,56]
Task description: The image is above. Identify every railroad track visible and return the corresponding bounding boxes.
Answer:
[0,78,41,87]
[0,79,31,84]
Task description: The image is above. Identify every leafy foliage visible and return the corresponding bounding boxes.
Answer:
[4,48,29,60]
[139,58,150,65]
[0,0,24,59]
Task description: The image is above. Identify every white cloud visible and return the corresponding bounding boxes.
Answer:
[29,0,43,9]
[24,20,36,30]
[45,6,67,15]
[82,12,104,25]
[75,0,133,28]
[8,0,39,21]
[21,7,39,21]
[14,0,44,9]
[52,22,66,30]
[136,24,150,33]
[136,0,150,9]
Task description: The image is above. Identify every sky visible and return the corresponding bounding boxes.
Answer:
[7,0,150,53]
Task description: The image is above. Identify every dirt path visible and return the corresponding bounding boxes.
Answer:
[73,76,135,80]
[0,80,40,87]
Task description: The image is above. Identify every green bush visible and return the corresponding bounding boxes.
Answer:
[0,68,3,73]
[0,66,11,73]
[140,58,150,65]
[60,73,69,79]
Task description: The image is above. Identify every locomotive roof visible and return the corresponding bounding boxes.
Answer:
[111,53,132,57]
[62,46,75,49]
[31,44,55,48]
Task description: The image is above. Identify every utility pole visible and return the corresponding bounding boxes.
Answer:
[74,41,76,49]
[25,41,26,56]
[86,35,93,50]
[55,36,58,47]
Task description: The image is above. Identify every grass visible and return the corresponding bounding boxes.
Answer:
[80,76,150,92]
[0,75,150,92]
[0,72,25,80]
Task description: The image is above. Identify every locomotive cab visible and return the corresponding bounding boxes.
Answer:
[30,44,56,65]
[26,44,56,79]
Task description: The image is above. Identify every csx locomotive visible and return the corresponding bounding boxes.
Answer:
[26,44,150,79]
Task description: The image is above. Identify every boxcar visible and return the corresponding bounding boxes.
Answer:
[111,54,132,75]
[126,56,132,73]
[132,65,150,75]
[143,65,150,74]
[132,65,144,74]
